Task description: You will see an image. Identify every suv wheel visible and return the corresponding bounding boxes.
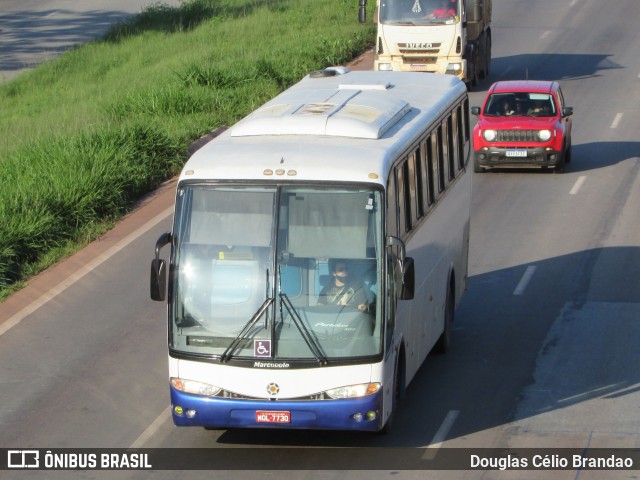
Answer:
[554,151,566,174]
[474,156,484,173]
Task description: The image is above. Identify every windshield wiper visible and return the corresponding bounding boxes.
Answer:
[220,297,273,363]
[220,269,273,363]
[277,267,328,365]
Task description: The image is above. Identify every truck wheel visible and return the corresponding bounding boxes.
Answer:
[471,63,479,87]
[482,36,492,78]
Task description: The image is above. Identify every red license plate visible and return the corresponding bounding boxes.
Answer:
[256,410,291,424]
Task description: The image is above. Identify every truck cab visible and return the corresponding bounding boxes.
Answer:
[369,0,491,86]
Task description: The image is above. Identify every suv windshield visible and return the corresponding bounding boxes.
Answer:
[380,0,458,25]
[170,184,384,362]
[483,92,556,117]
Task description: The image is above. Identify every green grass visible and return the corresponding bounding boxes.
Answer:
[0,0,375,298]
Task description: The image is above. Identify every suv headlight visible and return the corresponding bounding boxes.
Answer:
[538,130,552,141]
[483,130,497,142]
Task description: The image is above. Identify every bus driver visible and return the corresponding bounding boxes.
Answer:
[317,260,369,311]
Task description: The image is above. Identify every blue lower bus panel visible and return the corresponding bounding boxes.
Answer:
[171,387,383,431]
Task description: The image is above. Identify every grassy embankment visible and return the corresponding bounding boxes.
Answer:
[0,0,375,300]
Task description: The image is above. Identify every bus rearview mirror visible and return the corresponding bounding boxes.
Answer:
[400,257,415,300]
[150,258,167,301]
[150,231,171,302]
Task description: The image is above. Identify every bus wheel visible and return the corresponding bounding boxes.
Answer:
[381,354,404,434]
[435,287,454,354]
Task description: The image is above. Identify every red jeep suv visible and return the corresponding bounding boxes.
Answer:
[471,80,574,173]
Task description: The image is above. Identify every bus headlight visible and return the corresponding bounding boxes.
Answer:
[538,129,552,141]
[325,383,381,399]
[483,130,497,142]
[171,377,221,397]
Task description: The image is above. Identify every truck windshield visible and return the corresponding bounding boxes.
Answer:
[380,0,458,25]
[169,184,384,362]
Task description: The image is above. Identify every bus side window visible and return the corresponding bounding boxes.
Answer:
[419,139,431,214]
[463,98,471,143]
[427,133,438,203]
[413,146,425,219]
[447,114,457,179]
[387,171,398,238]
[396,161,409,234]
[438,123,449,188]
[407,151,420,227]
[455,105,466,170]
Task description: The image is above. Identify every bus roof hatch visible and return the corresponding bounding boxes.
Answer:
[230,87,411,139]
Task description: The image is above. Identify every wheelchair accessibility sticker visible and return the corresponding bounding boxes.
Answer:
[254,340,271,357]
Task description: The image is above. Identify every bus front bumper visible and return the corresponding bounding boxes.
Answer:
[170,387,384,431]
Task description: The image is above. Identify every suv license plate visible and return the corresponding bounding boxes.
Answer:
[506,150,527,158]
[256,411,291,424]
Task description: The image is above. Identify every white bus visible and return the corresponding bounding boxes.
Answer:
[150,67,472,432]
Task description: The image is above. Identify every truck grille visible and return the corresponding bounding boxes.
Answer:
[402,57,437,64]
[398,43,441,55]
[399,49,440,56]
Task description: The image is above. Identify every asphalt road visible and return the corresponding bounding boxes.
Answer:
[1,0,639,478]
[0,0,181,81]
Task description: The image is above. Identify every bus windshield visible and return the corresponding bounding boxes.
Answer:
[380,0,459,25]
[170,184,384,362]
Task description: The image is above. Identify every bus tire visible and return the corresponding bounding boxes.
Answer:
[381,350,404,434]
[435,286,454,354]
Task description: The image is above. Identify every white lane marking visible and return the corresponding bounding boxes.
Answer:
[610,113,623,129]
[570,175,587,195]
[569,0,579,6]
[513,266,537,296]
[540,30,551,40]
[428,410,460,448]
[0,207,173,338]
[130,407,172,448]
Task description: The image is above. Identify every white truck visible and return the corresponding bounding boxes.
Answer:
[359,0,492,87]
